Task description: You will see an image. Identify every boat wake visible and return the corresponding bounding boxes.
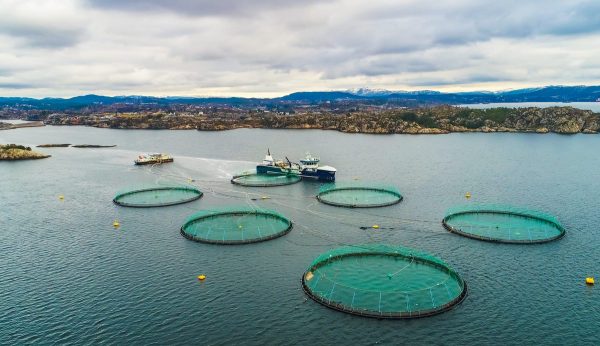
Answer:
[173,155,255,179]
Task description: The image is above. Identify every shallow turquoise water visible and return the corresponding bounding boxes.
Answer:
[115,187,201,207]
[183,213,290,243]
[1,126,599,345]
[306,254,463,315]
[318,188,401,207]
[445,212,563,241]
[231,172,301,186]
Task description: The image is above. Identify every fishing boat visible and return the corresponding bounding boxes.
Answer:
[255,150,336,181]
[298,152,336,181]
[256,149,299,175]
[134,153,174,165]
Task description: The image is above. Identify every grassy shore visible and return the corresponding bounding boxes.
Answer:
[0,144,51,160]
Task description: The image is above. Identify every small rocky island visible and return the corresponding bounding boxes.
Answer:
[41,106,600,134]
[0,144,50,160]
[71,144,116,148]
[0,121,45,130]
[37,144,71,148]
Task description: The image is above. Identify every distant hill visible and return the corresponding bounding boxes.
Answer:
[278,91,364,101]
[1,86,599,110]
[275,86,600,104]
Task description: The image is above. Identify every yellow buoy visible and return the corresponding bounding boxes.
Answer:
[58,195,64,200]
[465,192,472,199]
[113,220,120,228]
[261,196,270,200]
[197,274,206,281]
[586,277,595,285]
[372,225,380,229]
[305,271,314,281]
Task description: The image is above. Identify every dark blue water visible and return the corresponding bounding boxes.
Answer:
[1,126,599,345]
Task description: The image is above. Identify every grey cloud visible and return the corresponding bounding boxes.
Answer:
[0,82,35,89]
[356,1,600,48]
[406,74,515,87]
[322,56,441,79]
[0,25,82,48]
[86,0,329,16]
[1,0,600,97]
[0,1,84,49]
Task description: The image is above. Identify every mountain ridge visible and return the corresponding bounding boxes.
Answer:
[1,85,600,110]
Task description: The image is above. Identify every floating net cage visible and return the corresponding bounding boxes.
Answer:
[302,244,467,319]
[180,206,293,244]
[113,184,203,207]
[231,171,301,187]
[316,182,403,208]
[442,204,566,244]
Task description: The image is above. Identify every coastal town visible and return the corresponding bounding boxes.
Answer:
[2,103,599,135]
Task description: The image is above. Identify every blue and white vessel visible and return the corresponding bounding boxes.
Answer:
[256,150,300,176]
[298,152,336,182]
[255,150,336,181]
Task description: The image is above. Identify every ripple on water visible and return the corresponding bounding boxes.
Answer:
[1,129,599,345]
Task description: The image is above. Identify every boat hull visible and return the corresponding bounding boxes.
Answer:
[301,168,336,181]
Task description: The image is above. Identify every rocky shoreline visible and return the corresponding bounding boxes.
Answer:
[0,121,45,130]
[0,144,50,160]
[41,106,600,134]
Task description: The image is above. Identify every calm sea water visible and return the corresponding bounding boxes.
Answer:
[1,126,599,345]
[461,102,600,112]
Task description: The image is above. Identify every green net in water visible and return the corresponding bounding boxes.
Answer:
[113,184,203,207]
[443,204,565,244]
[302,244,467,319]
[231,171,301,187]
[316,182,403,208]
[180,206,293,244]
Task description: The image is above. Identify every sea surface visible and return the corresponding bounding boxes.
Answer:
[1,126,599,345]
[0,119,35,124]
[461,102,600,112]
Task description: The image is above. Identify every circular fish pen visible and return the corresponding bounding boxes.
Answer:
[180,206,293,244]
[316,182,403,208]
[442,204,565,244]
[113,185,203,207]
[231,172,301,187]
[302,244,467,319]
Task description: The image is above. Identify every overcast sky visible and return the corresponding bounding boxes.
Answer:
[1,0,599,97]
